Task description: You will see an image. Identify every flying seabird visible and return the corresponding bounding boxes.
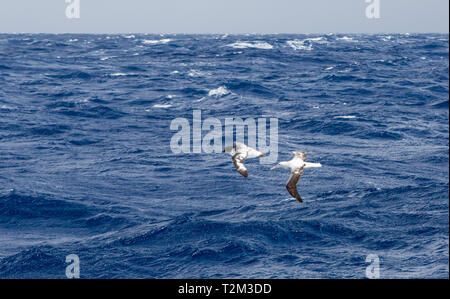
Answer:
[223,142,265,178]
[270,152,322,203]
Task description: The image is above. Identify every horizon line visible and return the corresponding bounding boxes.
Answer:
[1,32,449,35]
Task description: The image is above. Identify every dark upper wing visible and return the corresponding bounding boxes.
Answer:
[232,153,248,178]
[286,167,304,203]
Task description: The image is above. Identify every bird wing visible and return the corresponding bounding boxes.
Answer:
[286,167,304,203]
[293,151,306,161]
[234,142,247,152]
[223,145,235,153]
[232,153,248,178]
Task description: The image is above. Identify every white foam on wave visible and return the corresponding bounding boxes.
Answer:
[338,68,352,73]
[100,56,116,61]
[208,86,230,97]
[305,37,328,43]
[381,35,393,42]
[188,69,212,78]
[287,40,313,51]
[336,36,357,42]
[281,198,299,202]
[110,72,127,77]
[226,41,273,50]
[152,104,173,109]
[188,70,203,77]
[142,39,172,45]
[334,115,356,119]
[123,35,135,39]
[76,98,90,104]
[194,97,206,103]
[286,37,327,51]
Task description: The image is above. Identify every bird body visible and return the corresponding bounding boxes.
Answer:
[271,152,322,203]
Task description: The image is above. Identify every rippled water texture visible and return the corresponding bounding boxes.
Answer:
[0,34,448,278]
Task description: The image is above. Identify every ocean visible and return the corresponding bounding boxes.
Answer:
[0,33,448,278]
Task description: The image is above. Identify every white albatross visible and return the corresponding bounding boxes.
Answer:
[270,152,322,203]
[223,142,265,178]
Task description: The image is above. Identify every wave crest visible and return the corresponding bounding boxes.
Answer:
[226,41,273,50]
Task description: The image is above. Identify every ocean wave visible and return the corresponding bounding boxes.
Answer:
[100,56,115,61]
[287,37,329,50]
[0,246,66,279]
[226,41,273,50]
[336,36,357,42]
[113,217,325,248]
[142,38,173,45]
[305,37,328,43]
[53,105,126,120]
[152,104,173,109]
[188,69,210,77]
[334,115,357,119]
[287,40,313,51]
[27,124,72,136]
[226,80,275,98]
[432,100,449,109]
[381,35,394,42]
[0,192,91,221]
[208,86,230,97]
[110,72,128,77]
[48,71,92,80]
[0,104,14,110]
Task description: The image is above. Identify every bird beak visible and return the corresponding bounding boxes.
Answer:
[270,165,278,171]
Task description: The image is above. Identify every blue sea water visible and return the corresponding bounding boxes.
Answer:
[0,34,448,279]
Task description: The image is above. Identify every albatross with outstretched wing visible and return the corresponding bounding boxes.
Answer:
[271,152,322,203]
[223,143,265,178]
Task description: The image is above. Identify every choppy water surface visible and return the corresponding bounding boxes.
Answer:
[0,34,448,278]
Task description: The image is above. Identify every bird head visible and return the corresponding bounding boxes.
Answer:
[270,162,288,171]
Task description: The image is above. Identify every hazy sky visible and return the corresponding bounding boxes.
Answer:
[0,0,448,34]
